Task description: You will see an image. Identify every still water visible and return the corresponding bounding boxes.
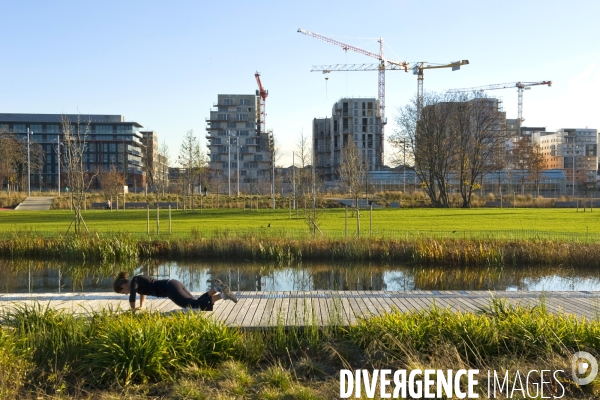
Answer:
[1,260,599,294]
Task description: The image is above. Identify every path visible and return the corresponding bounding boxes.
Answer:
[14,196,54,211]
[1,291,598,327]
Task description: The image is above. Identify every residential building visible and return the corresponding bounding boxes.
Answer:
[0,113,145,190]
[140,130,169,191]
[313,97,384,183]
[205,94,273,194]
[532,128,598,194]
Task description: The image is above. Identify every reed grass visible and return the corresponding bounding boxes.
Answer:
[4,230,600,267]
[1,303,600,398]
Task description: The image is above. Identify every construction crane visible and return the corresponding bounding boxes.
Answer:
[447,81,552,122]
[254,71,268,134]
[298,28,409,133]
[311,60,469,109]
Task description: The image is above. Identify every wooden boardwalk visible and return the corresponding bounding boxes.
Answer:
[1,291,599,327]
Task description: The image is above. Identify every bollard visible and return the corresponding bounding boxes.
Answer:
[370,204,373,236]
[345,206,348,238]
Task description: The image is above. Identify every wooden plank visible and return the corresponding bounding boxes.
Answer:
[249,294,269,327]
[240,295,261,328]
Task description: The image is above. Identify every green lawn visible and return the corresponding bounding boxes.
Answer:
[0,207,599,237]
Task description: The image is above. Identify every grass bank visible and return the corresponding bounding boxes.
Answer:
[2,208,600,236]
[2,231,600,267]
[0,301,599,398]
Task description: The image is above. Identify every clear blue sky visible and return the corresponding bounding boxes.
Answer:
[1,0,598,166]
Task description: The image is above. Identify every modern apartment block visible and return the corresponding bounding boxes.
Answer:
[313,97,383,183]
[140,131,169,191]
[205,94,273,194]
[532,128,598,193]
[0,113,146,190]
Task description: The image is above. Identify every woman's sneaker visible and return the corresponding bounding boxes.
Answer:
[219,284,238,303]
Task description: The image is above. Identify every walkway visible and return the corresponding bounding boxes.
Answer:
[14,196,54,211]
[1,291,598,327]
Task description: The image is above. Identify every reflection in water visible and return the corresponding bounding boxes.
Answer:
[0,259,599,294]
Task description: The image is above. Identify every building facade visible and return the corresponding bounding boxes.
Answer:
[205,94,273,194]
[140,130,169,192]
[532,128,598,193]
[313,97,383,183]
[0,113,145,190]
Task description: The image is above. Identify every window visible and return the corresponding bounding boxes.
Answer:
[240,170,246,176]
[254,154,263,161]
[237,114,248,121]
[353,110,358,116]
[219,107,228,112]
[223,98,233,106]
[217,113,229,120]
[240,99,250,106]
[246,122,254,128]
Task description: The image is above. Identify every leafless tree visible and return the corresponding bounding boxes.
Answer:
[156,140,170,196]
[395,92,505,207]
[454,95,506,207]
[178,130,205,212]
[396,92,458,207]
[529,143,547,197]
[0,129,23,193]
[338,140,366,235]
[511,137,533,195]
[62,115,95,234]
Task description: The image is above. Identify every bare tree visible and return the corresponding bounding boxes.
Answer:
[157,140,170,196]
[61,115,95,234]
[338,140,366,235]
[177,130,205,212]
[294,132,313,210]
[454,95,506,207]
[396,92,458,207]
[0,129,23,193]
[395,92,505,207]
[529,143,547,197]
[511,137,533,195]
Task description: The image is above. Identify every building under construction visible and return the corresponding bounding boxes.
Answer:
[313,97,384,183]
[205,94,273,194]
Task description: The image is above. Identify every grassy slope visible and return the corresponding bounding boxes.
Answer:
[0,207,599,235]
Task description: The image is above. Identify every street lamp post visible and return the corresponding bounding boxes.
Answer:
[292,152,295,210]
[227,132,231,196]
[27,127,33,197]
[236,138,240,197]
[53,136,62,195]
[572,145,579,197]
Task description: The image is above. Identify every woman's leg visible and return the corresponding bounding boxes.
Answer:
[166,280,213,310]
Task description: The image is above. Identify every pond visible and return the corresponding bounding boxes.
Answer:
[1,260,599,294]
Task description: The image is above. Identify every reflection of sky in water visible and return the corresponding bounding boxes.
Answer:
[2,261,600,293]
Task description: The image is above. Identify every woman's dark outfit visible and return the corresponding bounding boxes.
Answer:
[129,275,213,311]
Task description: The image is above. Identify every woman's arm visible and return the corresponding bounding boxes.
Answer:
[139,294,146,309]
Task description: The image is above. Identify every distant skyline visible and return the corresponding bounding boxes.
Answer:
[1,0,598,166]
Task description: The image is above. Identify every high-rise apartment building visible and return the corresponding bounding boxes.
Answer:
[0,113,145,190]
[205,94,273,194]
[313,97,383,183]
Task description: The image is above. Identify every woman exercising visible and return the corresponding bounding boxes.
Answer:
[113,272,238,311]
